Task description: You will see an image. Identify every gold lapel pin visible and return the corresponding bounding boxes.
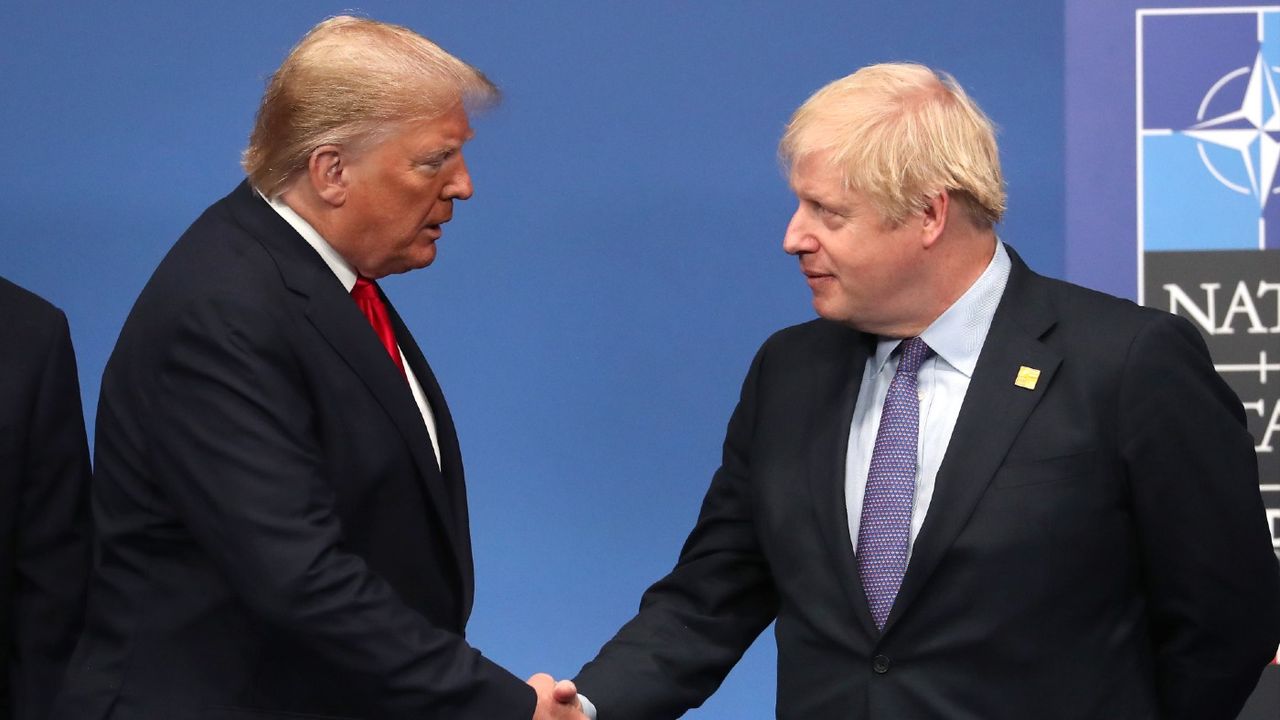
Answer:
[1014,365,1041,390]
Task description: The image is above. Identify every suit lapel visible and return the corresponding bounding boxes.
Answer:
[301,289,465,546]
[224,183,471,601]
[882,250,1061,634]
[385,301,476,622]
[803,328,881,638]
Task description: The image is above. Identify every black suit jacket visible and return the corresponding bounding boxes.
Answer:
[576,248,1280,720]
[0,277,92,720]
[52,182,534,720]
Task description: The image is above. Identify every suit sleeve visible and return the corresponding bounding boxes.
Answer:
[10,310,92,720]
[574,343,780,720]
[1120,312,1280,720]
[147,294,534,720]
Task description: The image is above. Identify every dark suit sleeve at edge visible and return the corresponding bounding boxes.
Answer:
[574,341,780,720]
[1121,312,1280,720]
[148,294,533,720]
[12,310,91,720]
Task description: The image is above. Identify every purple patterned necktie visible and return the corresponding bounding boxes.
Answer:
[857,337,931,630]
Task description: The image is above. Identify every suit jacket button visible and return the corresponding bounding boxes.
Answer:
[873,655,891,674]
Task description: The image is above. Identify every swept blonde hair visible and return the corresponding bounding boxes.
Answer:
[779,62,1005,228]
[243,15,498,198]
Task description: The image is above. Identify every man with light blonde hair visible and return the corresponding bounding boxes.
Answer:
[569,62,1280,719]
[52,16,584,720]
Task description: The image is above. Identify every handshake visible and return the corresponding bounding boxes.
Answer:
[527,673,589,720]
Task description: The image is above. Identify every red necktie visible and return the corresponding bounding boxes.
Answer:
[351,277,406,377]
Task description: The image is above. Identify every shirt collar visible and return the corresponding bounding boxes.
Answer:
[261,191,359,292]
[871,240,1012,377]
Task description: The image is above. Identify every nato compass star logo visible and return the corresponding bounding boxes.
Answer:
[1139,7,1280,253]
[1183,52,1280,212]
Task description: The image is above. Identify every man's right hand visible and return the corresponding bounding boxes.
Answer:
[527,673,587,720]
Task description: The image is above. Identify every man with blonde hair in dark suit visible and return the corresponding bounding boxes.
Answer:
[570,62,1280,720]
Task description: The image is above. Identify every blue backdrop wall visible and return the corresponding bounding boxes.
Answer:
[0,2,1064,716]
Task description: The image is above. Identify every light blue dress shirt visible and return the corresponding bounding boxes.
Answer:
[845,241,1010,558]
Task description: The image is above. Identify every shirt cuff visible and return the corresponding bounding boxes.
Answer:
[578,693,598,720]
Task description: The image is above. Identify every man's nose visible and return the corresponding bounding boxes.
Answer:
[782,207,812,255]
[446,154,474,200]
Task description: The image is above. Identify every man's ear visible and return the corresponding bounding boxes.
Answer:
[920,190,950,249]
[307,145,348,207]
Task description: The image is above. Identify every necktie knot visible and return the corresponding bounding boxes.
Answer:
[351,276,378,302]
[895,337,931,377]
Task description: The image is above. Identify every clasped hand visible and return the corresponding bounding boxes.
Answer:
[527,673,586,720]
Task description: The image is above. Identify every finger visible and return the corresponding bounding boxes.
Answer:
[552,679,579,705]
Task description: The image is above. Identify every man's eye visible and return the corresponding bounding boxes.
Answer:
[419,152,453,170]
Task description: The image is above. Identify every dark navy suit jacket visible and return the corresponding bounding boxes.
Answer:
[0,277,91,720]
[576,247,1280,720]
[52,183,534,720]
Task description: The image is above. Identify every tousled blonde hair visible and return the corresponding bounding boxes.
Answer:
[242,15,498,198]
[779,63,1005,228]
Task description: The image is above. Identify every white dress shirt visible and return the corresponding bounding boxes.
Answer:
[264,194,443,470]
[845,241,1010,558]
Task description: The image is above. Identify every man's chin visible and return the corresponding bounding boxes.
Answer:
[416,246,438,268]
[812,300,868,331]
[400,247,439,273]
[369,252,437,279]
[811,297,843,322]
